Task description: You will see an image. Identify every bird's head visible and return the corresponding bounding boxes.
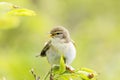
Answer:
[50,26,70,42]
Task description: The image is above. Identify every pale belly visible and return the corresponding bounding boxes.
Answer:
[46,41,76,65]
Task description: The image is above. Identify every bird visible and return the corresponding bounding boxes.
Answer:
[40,26,76,69]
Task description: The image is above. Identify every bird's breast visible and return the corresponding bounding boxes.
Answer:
[46,38,76,65]
[51,38,69,53]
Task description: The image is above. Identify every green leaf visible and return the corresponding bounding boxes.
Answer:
[7,8,36,16]
[52,65,60,74]
[0,2,36,16]
[80,68,95,73]
[0,2,36,30]
[53,66,98,80]
[76,68,98,80]
[59,55,66,74]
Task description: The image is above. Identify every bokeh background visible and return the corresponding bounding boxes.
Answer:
[0,0,120,80]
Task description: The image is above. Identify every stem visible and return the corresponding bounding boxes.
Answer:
[42,69,51,80]
[31,68,40,80]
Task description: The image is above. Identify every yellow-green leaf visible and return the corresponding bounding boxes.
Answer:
[59,56,66,74]
[7,8,36,16]
[76,68,98,80]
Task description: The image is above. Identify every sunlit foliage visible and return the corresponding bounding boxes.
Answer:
[0,0,120,80]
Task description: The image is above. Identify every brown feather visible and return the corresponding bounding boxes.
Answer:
[40,40,51,57]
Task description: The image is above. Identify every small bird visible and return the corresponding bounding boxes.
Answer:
[40,26,76,67]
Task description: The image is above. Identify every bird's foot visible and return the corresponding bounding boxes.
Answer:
[66,65,75,73]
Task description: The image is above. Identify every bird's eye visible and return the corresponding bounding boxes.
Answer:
[56,33,60,35]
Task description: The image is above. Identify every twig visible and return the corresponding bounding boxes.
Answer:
[50,68,53,80]
[31,68,40,80]
[42,69,51,80]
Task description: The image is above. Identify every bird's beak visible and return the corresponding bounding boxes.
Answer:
[49,34,53,37]
[48,32,53,38]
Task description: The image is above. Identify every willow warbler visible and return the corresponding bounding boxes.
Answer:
[40,26,76,67]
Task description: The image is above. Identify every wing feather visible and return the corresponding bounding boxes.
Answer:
[40,40,51,57]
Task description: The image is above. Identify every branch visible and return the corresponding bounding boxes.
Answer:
[30,68,40,80]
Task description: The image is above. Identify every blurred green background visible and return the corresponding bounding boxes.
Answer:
[0,0,120,80]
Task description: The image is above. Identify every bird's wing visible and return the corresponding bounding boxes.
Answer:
[40,40,51,57]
